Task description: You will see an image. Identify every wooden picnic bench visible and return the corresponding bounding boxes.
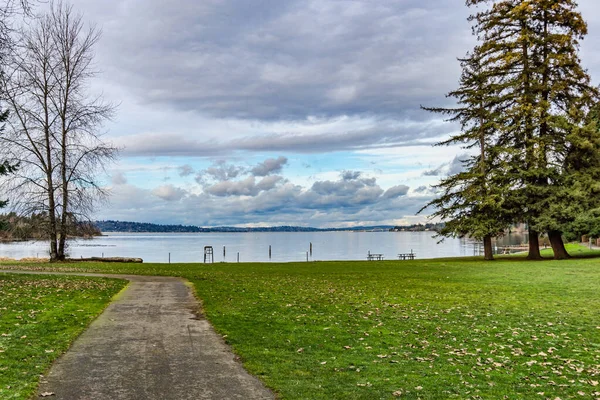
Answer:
[367,253,384,261]
[397,253,416,260]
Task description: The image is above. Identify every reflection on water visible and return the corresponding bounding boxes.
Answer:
[0,231,491,263]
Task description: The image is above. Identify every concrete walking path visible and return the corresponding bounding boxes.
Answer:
[0,270,274,400]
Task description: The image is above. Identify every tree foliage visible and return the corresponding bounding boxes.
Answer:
[421,50,510,260]
[423,0,599,260]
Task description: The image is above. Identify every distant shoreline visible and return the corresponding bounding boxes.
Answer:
[95,220,444,234]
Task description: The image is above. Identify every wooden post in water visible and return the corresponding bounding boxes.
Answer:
[309,242,312,257]
[168,252,171,264]
[237,252,240,263]
[223,246,226,262]
[269,245,272,260]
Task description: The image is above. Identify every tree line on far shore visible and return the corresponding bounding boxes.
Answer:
[0,213,100,241]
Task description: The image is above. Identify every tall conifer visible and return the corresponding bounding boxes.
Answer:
[424,0,598,260]
[421,50,509,260]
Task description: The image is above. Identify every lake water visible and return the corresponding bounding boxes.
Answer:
[0,231,527,263]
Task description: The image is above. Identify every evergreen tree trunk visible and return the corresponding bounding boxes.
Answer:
[527,229,542,260]
[483,235,494,260]
[548,230,570,260]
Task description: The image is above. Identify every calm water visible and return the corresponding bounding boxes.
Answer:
[0,231,528,263]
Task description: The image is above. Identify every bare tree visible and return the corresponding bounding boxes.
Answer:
[0,0,32,55]
[0,1,33,207]
[0,1,116,261]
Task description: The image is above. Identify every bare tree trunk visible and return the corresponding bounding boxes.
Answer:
[45,160,59,261]
[548,230,570,260]
[483,235,494,261]
[527,229,542,260]
[57,110,69,260]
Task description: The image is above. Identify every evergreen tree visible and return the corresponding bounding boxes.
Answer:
[466,0,598,259]
[421,50,510,260]
[424,0,598,260]
[526,0,598,258]
[559,104,600,243]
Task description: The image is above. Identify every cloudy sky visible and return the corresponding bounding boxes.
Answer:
[63,0,600,227]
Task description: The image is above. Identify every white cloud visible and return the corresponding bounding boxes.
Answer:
[65,0,600,227]
[111,172,127,185]
[383,185,410,199]
[251,156,288,176]
[95,170,433,227]
[152,184,187,201]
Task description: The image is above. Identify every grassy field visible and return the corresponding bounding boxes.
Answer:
[0,273,127,400]
[2,251,600,399]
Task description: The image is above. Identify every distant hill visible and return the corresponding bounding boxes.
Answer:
[95,220,403,233]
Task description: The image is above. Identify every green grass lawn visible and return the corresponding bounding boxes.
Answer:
[2,254,600,399]
[0,273,127,400]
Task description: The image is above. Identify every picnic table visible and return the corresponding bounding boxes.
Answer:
[397,253,416,260]
[367,253,384,261]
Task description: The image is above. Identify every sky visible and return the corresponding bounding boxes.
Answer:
[58,0,600,228]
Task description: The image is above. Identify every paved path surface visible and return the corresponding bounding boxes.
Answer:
[0,270,274,400]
